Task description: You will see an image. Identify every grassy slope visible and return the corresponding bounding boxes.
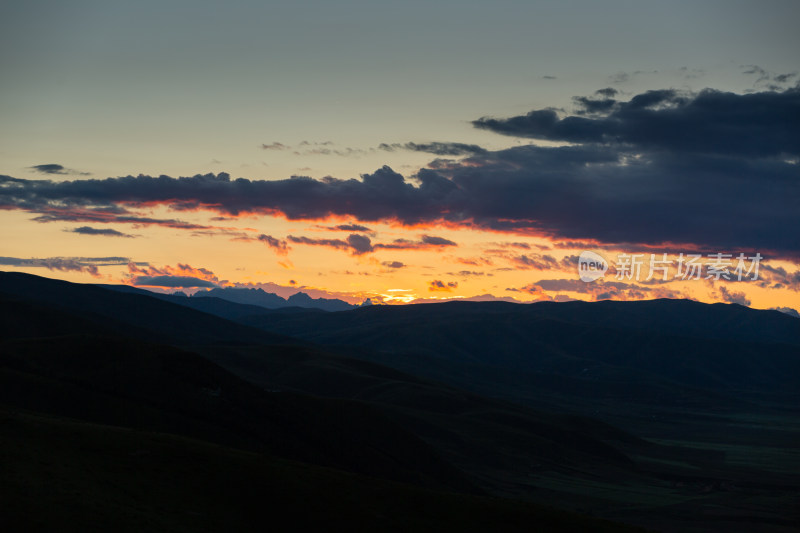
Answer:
[0,407,645,533]
[2,273,798,531]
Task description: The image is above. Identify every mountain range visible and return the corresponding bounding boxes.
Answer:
[1,271,798,532]
[194,286,357,311]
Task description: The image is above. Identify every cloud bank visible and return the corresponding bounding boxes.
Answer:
[2,87,798,257]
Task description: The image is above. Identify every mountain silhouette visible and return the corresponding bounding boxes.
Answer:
[194,286,355,311]
[1,271,798,532]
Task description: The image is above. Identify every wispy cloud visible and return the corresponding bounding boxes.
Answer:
[378,142,486,156]
[0,256,131,276]
[285,233,457,255]
[67,226,136,238]
[28,164,90,176]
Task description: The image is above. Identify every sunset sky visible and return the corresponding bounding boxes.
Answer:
[1,0,798,310]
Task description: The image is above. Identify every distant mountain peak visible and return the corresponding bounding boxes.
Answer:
[193,286,354,312]
[287,292,314,304]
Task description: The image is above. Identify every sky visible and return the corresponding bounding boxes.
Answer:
[1,0,799,310]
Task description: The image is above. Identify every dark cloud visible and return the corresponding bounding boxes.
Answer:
[0,255,130,275]
[741,65,796,87]
[718,285,751,306]
[258,234,291,256]
[30,164,68,175]
[429,280,458,292]
[133,275,219,288]
[287,234,374,255]
[29,164,90,176]
[373,235,457,251]
[511,254,559,270]
[347,233,374,254]
[773,72,797,84]
[68,226,134,237]
[379,142,487,156]
[594,87,618,98]
[17,201,217,230]
[420,235,457,246]
[381,261,405,269]
[756,264,800,291]
[331,224,372,232]
[288,235,350,251]
[1,87,797,257]
[509,253,578,271]
[573,95,617,115]
[261,142,288,150]
[473,87,800,157]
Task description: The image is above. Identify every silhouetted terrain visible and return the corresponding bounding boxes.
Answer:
[195,286,356,311]
[240,300,800,424]
[1,272,798,532]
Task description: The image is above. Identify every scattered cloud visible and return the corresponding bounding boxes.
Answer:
[741,65,797,89]
[261,142,289,150]
[448,270,490,277]
[0,255,130,276]
[126,263,222,288]
[67,226,135,238]
[515,278,689,302]
[429,280,458,292]
[379,142,487,156]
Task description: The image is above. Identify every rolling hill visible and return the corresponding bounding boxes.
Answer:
[1,271,798,532]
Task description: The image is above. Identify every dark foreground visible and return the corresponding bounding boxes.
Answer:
[1,271,798,532]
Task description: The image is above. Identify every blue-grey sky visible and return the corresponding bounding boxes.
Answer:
[2,0,798,179]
